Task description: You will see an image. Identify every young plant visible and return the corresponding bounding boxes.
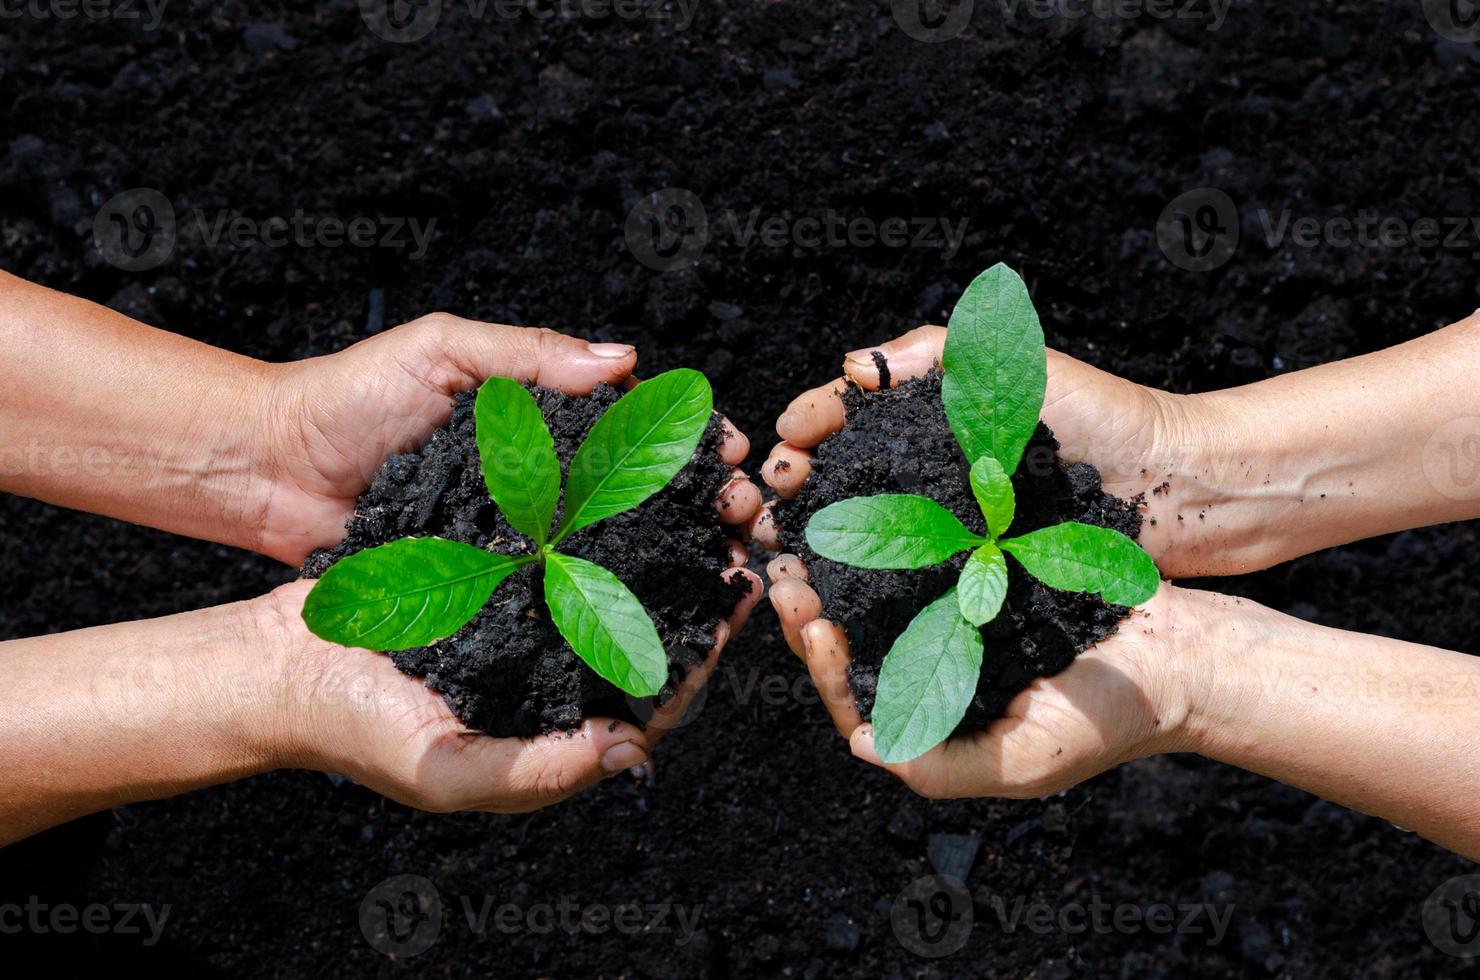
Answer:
[804,264,1160,763]
[301,369,714,698]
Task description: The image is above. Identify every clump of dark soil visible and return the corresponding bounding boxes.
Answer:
[775,370,1142,730]
[301,383,750,738]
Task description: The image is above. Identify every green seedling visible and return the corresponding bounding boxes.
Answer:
[302,369,713,698]
[804,264,1160,763]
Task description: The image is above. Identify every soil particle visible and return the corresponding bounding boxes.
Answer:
[301,384,750,737]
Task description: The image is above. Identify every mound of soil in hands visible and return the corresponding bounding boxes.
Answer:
[775,370,1143,730]
[301,383,750,738]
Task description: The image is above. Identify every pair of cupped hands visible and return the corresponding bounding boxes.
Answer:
[271,314,1189,816]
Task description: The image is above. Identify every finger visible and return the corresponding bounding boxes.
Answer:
[644,623,726,739]
[716,415,751,466]
[747,500,781,551]
[775,378,848,448]
[765,553,808,583]
[723,567,765,636]
[451,718,649,813]
[645,567,761,740]
[726,539,748,568]
[715,470,762,525]
[431,316,639,394]
[769,575,823,658]
[760,443,813,498]
[849,725,1008,800]
[842,325,947,390]
[801,619,864,738]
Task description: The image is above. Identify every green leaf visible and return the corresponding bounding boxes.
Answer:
[957,543,1008,626]
[805,494,984,570]
[999,522,1160,606]
[544,553,669,697]
[554,369,713,543]
[941,264,1048,475]
[302,538,529,650]
[871,588,984,765]
[475,377,561,545]
[969,455,1015,538]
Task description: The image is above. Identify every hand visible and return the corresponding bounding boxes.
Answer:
[259,312,761,565]
[750,324,1217,576]
[771,555,1193,798]
[262,567,764,813]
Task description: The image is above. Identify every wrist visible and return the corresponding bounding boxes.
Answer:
[239,580,331,773]
[1135,389,1289,577]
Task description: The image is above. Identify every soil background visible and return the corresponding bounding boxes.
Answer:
[3,2,1479,976]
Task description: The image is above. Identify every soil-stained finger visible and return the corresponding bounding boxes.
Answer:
[726,539,749,568]
[775,379,847,448]
[801,619,863,738]
[760,443,812,498]
[722,567,765,635]
[842,325,947,390]
[747,500,781,550]
[769,575,823,658]
[716,415,751,465]
[714,470,762,525]
[766,553,808,583]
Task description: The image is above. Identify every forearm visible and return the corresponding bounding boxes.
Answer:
[0,596,290,846]
[1169,587,1480,860]
[1152,313,1480,574]
[0,271,280,553]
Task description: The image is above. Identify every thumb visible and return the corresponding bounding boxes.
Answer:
[421,314,639,394]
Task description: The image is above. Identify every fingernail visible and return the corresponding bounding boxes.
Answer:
[587,342,635,359]
[844,349,876,368]
[777,411,797,433]
[601,741,648,774]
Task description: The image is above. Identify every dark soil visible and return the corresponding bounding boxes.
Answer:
[4,3,1480,978]
[300,385,748,737]
[775,371,1142,731]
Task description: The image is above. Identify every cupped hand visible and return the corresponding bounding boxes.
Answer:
[264,565,764,814]
[770,555,1194,799]
[750,325,1204,570]
[259,312,761,565]
[752,325,1208,798]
